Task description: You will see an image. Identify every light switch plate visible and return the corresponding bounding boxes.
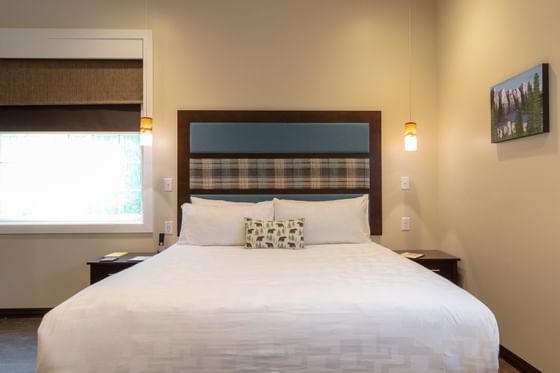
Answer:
[401,217,411,231]
[400,176,410,190]
[163,177,173,192]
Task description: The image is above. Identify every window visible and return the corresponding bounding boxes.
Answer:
[0,132,152,233]
[0,29,153,233]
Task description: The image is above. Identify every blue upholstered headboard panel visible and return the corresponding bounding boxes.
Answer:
[177,111,382,234]
[190,122,369,153]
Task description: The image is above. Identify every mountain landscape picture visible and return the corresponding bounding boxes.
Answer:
[490,64,549,143]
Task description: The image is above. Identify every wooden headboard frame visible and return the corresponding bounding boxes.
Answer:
[177,110,382,235]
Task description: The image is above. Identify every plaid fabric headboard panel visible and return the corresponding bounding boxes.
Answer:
[177,111,382,235]
[189,158,370,190]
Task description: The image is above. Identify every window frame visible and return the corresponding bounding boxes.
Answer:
[0,29,153,234]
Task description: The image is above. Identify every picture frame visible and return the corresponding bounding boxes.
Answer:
[490,63,549,143]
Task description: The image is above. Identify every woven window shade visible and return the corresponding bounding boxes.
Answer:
[0,104,141,132]
[0,59,143,106]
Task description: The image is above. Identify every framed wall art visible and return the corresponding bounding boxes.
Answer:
[490,63,549,143]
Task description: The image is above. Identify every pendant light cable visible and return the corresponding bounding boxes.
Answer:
[403,0,417,152]
[145,0,148,30]
[408,0,412,122]
[140,0,153,146]
[144,0,149,117]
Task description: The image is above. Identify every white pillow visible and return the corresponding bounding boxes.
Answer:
[273,195,370,244]
[178,201,274,246]
[191,196,267,206]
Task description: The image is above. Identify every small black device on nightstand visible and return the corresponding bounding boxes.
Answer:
[157,232,165,252]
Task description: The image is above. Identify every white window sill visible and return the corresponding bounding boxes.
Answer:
[0,222,152,234]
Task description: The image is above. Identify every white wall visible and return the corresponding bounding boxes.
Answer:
[0,0,439,307]
[436,0,560,370]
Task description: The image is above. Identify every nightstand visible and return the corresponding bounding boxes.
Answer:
[394,250,460,285]
[87,252,156,284]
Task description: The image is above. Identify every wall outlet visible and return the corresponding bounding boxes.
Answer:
[401,217,411,231]
[164,220,173,234]
[400,176,410,190]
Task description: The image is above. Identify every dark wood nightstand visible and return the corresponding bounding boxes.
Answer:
[87,252,156,284]
[394,250,460,285]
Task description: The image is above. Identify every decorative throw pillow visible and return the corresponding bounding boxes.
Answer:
[244,218,304,249]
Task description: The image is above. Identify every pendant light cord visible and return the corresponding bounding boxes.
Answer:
[144,0,149,117]
[145,0,148,29]
[408,0,412,122]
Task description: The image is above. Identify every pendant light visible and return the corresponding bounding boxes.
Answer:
[140,0,152,147]
[140,116,153,146]
[404,0,417,152]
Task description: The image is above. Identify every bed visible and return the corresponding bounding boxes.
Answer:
[38,242,498,372]
[37,111,499,372]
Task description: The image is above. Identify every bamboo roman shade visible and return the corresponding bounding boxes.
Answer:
[0,59,142,131]
[0,59,143,106]
[0,105,140,132]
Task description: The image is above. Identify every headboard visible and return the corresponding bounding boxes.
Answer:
[177,110,382,235]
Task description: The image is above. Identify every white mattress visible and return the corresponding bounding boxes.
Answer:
[37,242,499,372]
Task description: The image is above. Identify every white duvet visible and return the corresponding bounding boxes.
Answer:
[37,242,499,373]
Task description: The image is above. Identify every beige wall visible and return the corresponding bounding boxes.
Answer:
[2,0,558,369]
[436,0,559,370]
[0,0,439,307]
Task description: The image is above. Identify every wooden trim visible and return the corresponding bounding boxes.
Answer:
[177,110,191,235]
[500,345,542,373]
[368,113,382,235]
[177,110,380,123]
[177,110,382,236]
[190,153,370,159]
[0,308,51,318]
[190,189,370,195]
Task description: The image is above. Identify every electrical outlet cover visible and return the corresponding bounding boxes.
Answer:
[164,220,173,234]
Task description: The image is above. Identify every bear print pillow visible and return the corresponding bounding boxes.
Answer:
[244,218,304,249]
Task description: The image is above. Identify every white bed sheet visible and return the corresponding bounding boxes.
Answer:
[37,242,499,373]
